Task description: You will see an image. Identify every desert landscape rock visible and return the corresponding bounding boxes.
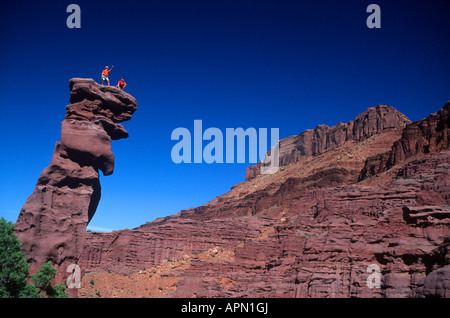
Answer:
[360,102,450,180]
[79,102,449,298]
[14,78,137,289]
[14,84,449,298]
[246,105,411,180]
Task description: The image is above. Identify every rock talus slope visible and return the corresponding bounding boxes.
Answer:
[14,78,137,287]
[79,102,449,298]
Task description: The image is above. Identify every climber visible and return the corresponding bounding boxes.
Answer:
[101,65,114,86]
[117,77,127,91]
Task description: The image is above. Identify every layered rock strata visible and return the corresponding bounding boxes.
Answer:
[14,86,449,298]
[246,105,411,180]
[79,103,449,298]
[360,102,450,180]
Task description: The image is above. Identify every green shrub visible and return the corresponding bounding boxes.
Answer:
[0,217,68,298]
[0,217,31,298]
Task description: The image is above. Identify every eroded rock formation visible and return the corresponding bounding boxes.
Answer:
[246,105,411,180]
[78,102,449,298]
[360,102,450,180]
[15,78,137,286]
[15,86,449,298]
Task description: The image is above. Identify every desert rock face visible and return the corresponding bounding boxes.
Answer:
[360,102,450,180]
[14,84,449,298]
[78,102,449,298]
[245,105,411,180]
[15,78,137,286]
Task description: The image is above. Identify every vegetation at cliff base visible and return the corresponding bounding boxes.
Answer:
[0,217,68,298]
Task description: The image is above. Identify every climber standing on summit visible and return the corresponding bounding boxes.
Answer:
[101,65,114,86]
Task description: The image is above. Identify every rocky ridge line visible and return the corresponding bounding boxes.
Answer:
[80,102,449,298]
[246,105,411,180]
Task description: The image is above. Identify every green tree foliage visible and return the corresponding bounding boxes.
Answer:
[0,217,68,298]
[0,217,30,297]
[30,261,68,298]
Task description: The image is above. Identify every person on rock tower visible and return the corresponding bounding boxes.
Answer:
[101,66,114,86]
[116,77,127,91]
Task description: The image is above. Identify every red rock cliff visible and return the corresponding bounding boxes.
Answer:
[79,103,449,298]
[15,78,137,286]
[246,105,411,180]
[360,101,450,180]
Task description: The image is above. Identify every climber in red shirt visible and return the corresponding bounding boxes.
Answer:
[101,66,114,86]
[117,77,127,91]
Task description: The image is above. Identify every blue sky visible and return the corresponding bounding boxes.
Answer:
[1,0,449,231]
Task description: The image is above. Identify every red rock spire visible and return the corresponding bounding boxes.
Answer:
[15,78,137,289]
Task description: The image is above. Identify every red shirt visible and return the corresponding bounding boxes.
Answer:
[118,80,126,86]
[102,69,110,76]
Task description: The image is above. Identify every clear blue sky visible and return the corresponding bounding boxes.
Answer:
[1,0,449,231]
